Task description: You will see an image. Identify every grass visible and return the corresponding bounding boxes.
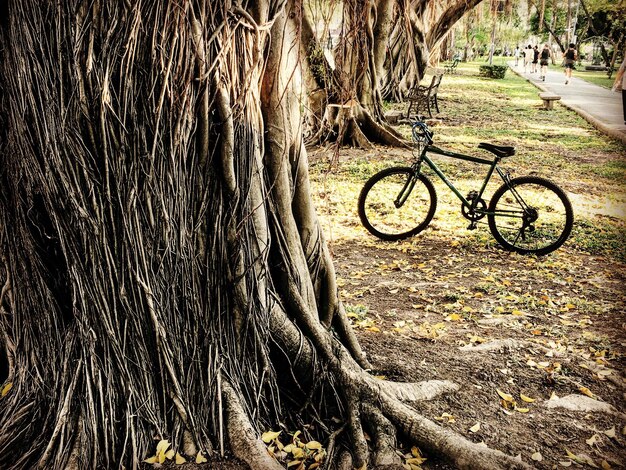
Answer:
[309,61,626,261]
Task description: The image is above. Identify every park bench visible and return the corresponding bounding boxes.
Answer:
[444,57,460,74]
[538,92,561,110]
[406,73,443,119]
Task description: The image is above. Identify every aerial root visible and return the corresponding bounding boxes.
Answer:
[362,404,401,467]
[222,379,283,470]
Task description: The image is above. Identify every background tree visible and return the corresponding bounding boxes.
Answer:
[0,1,530,469]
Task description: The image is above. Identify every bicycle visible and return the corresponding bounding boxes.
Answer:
[357,120,574,255]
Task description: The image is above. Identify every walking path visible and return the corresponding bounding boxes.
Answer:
[509,61,626,145]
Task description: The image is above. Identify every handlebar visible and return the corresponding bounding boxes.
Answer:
[411,119,434,146]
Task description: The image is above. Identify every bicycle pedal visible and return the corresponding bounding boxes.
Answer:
[467,223,477,230]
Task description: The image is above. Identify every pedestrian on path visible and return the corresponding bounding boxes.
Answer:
[539,44,552,81]
[514,45,520,66]
[613,57,626,125]
[532,45,539,73]
[524,44,532,72]
[563,43,577,85]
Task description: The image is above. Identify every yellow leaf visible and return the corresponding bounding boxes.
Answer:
[512,310,524,316]
[308,463,321,470]
[156,439,171,455]
[462,306,474,313]
[158,453,166,464]
[515,407,530,413]
[469,423,480,433]
[520,394,536,403]
[196,451,208,464]
[603,427,616,438]
[531,452,543,461]
[559,461,572,467]
[175,453,187,464]
[446,313,462,321]
[1,382,12,398]
[406,457,427,465]
[586,434,599,446]
[292,447,304,459]
[496,389,514,402]
[579,386,595,398]
[165,449,175,460]
[143,456,157,464]
[305,441,322,450]
[287,460,302,468]
[283,444,294,453]
[601,460,612,469]
[262,430,281,443]
[411,446,423,458]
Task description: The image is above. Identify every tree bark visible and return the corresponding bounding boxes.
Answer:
[0,1,529,469]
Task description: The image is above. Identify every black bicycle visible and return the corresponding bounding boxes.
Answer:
[357,120,574,255]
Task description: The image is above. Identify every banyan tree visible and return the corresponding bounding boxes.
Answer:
[0,1,529,469]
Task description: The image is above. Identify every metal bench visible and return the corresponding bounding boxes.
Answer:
[444,57,460,74]
[406,73,443,119]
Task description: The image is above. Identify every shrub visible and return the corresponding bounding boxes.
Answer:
[478,64,508,79]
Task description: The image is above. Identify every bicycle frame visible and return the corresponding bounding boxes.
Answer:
[411,144,520,218]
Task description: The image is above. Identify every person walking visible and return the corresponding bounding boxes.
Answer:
[523,44,532,72]
[539,44,552,81]
[563,43,577,85]
[532,45,539,73]
[514,45,520,66]
[615,59,626,125]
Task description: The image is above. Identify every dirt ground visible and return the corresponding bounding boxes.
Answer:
[332,234,625,469]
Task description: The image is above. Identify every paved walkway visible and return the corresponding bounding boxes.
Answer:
[509,61,626,145]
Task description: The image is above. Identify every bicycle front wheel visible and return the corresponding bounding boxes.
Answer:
[358,167,437,241]
[488,176,573,255]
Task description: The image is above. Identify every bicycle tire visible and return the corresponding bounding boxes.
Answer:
[487,176,573,255]
[358,167,437,241]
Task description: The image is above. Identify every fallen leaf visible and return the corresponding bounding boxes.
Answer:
[601,460,612,469]
[196,451,208,464]
[469,423,480,433]
[143,456,157,464]
[531,452,543,461]
[175,453,187,464]
[579,386,595,398]
[446,313,462,321]
[515,407,530,413]
[305,441,322,450]
[1,382,12,398]
[586,434,600,446]
[520,393,536,403]
[262,431,281,443]
[559,461,572,467]
[603,427,616,438]
[496,389,514,402]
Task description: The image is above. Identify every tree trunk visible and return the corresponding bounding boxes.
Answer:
[0,1,530,469]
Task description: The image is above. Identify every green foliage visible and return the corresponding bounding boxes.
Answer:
[478,64,508,79]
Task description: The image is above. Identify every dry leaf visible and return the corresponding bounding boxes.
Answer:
[469,423,480,433]
[196,451,208,464]
[496,389,514,402]
[520,393,535,403]
[531,452,543,461]
[143,456,157,464]
[515,407,530,413]
[175,453,187,464]
[305,441,322,450]
[603,427,616,438]
[579,386,595,398]
[586,434,600,446]
[1,382,12,398]
[262,430,281,443]
[601,460,612,469]
[559,461,572,467]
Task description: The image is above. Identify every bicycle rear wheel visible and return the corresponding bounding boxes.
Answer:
[488,176,573,255]
[358,167,437,241]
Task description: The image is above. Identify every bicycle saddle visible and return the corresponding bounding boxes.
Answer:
[478,143,515,158]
